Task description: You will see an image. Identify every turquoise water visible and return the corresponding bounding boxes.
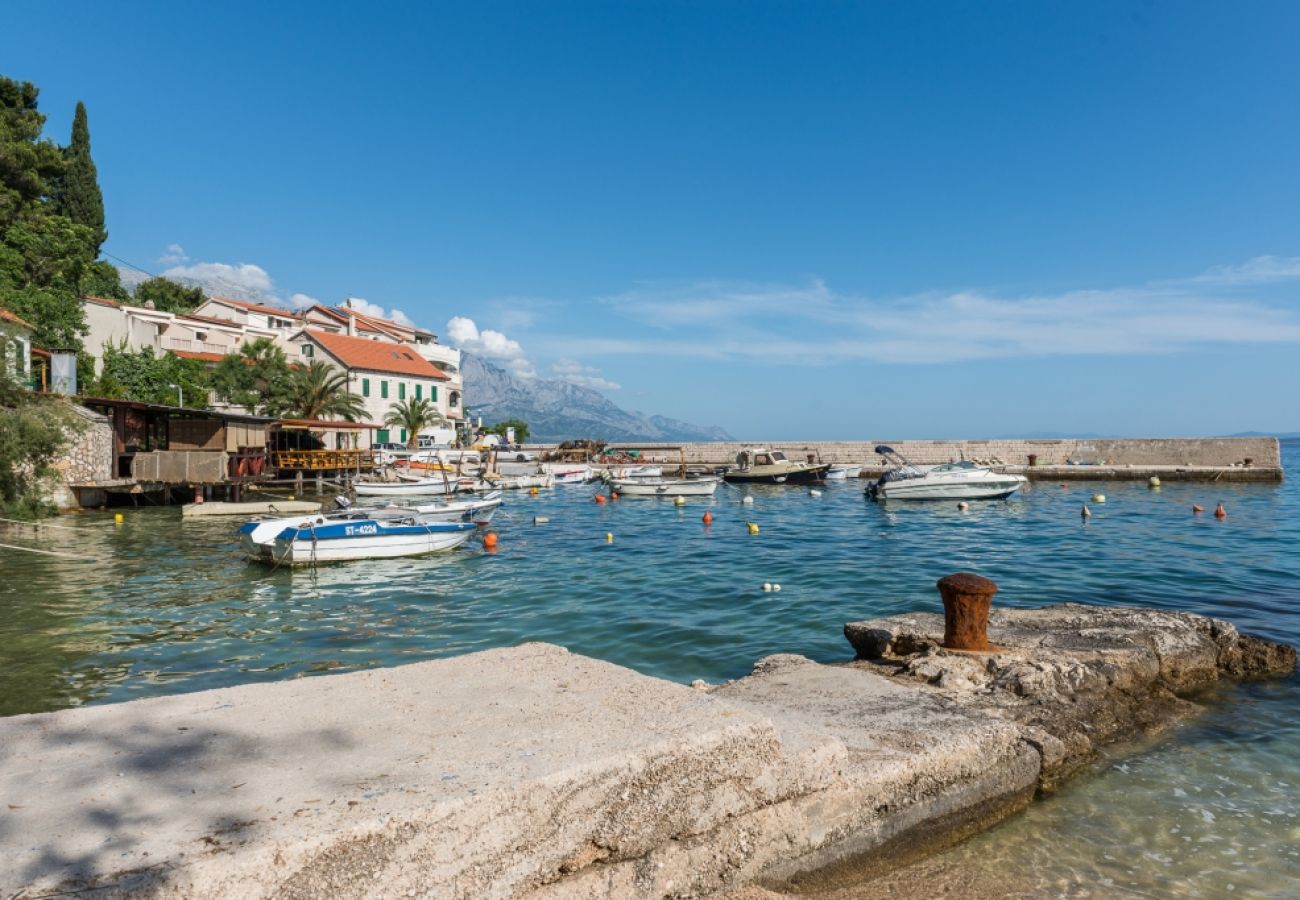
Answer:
[1,444,1298,895]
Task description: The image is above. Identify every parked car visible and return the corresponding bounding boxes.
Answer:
[504,445,536,462]
[371,441,406,465]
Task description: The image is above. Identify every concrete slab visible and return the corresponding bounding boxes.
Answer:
[0,644,825,899]
[180,499,322,517]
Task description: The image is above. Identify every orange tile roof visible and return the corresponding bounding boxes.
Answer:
[211,297,302,318]
[171,350,227,363]
[1,307,35,329]
[81,295,125,308]
[302,328,450,379]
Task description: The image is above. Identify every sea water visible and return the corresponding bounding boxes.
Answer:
[2,442,1298,896]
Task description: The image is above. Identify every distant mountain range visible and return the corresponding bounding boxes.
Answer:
[461,354,734,443]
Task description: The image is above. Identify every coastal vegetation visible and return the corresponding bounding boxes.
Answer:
[0,371,81,518]
[484,417,530,442]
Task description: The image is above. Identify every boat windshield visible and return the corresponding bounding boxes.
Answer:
[769,451,787,462]
[931,461,980,473]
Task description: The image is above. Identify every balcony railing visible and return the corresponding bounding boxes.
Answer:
[271,449,378,472]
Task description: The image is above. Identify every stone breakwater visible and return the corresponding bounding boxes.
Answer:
[551,437,1284,481]
[0,607,1292,899]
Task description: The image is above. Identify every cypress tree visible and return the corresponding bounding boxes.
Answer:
[51,101,107,252]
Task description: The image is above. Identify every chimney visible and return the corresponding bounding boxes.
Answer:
[347,313,356,336]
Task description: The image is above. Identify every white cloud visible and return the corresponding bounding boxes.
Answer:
[158,243,189,266]
[446,316,537,377]
[550,358,621,391]
[341,297,415,326]
[288,293,319,310]
[162,261,278,303]
[574,259,1300,365]
[1187,255,1300,285]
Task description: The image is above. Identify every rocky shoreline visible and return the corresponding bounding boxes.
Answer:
[0,604,1293,898]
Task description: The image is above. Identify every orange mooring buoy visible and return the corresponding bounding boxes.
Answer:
[1215,503,1227,519]
[594,494,607,505]
[483,532,499,550]
[702,511,713,525]
[1192,504,1204,514]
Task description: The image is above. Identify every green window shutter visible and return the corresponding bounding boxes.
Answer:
[430,386,437,402]
[376,429,389,443]
[415,384,422,400]
[399,382,406,400]
[400,428,407,443]
[381,380,389,399]
[362,378,370,397]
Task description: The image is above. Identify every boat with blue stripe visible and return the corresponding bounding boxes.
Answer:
[267,517,477,565]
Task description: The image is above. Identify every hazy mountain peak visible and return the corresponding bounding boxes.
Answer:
[462,354,733,442]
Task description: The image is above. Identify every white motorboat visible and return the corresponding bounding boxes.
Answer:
[459,471,554,492]
[825,465,862,480]
[267,516,477,565]
[238,493,502,560]
[608,476,720,497]
[864,446,1027,501]
[549,465,593,484]
[354,476,459,497]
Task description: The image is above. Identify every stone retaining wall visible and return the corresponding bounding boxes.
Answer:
[562,437,1281,469]
[45,404,113,509]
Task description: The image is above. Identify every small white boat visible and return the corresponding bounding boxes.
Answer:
[864,446,1027,501]
[268,516,477,565]
[354,476,459,497]
[825,465,862,480]
[459,471,554,492]
[238,493,502,560]
[609,476,719,497]
[550,466,593,484]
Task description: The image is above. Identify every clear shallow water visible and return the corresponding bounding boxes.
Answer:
[2,443,1298,895]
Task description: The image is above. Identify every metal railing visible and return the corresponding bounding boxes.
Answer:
[271,449,378,471]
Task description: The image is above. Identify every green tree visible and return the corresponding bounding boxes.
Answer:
[49,102,106,252]
[133,276,204,313]
[383,397,446,449]
[284,361,365,421]
[485,418,529,442]
[211,338,293,415]
[0,371,84,519]
[0,77,64,228]
[79,259,127,301]
[90,342,209,407]
[0,76,94,351]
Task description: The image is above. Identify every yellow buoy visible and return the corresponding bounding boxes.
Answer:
[746,522,760,535]
[1148,477,1161,488]
[114,513,124,524]
[288,494,295,501]
[673,496,686,506]
[605,532,614,543]
[1091,494,1106,503]
[530,487,539,496]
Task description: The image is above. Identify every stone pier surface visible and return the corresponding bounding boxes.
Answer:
[1,611,1293,899]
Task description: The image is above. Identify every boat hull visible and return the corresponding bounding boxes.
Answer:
[354,479,458,497]
[268,520,476,565]
[723,464,830,485]
[868,477,1027,501]
[608,477,719,497]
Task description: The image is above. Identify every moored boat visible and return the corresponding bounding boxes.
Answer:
[825,465,862,480]
[864,446,1027,501]
[267,517,477,565]
[354,477,459,497]
[722,448,830,485]
[607,476,720,497]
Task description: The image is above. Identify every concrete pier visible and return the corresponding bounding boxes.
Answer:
[0,607,1293,899]
[548,437,1285,482]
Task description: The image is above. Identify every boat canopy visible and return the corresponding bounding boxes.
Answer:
[875,445,895,455]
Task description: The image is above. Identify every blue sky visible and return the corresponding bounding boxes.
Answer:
[5,1,1300,438]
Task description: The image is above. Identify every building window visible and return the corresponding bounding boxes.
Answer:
[415,384,422,400]
[376,429,389,443]
[449,390,459,408]
[399,382,406,400]
[430,386,438,402]
[381,380,389,399]
[362,378,370,397]
[301,344,314,358]
[400,428,407,443]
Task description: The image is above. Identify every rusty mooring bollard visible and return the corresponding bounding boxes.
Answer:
[937,572,998,651]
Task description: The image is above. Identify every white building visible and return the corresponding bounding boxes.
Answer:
[291,328,457,445]
[81,296,278,372]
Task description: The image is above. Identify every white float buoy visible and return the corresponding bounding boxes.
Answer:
[741,496,754,505]
[1148,477,1161,488]
[673,496,686,506]
[1092,494,1106,503]
[762,582,773,592]
[809,489,822,497]
[772,583,782,592]
[957,501,969,512]
[533,516,549,525]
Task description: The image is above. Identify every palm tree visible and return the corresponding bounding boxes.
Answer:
[285,361,366,421]
[384,397,447,449]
